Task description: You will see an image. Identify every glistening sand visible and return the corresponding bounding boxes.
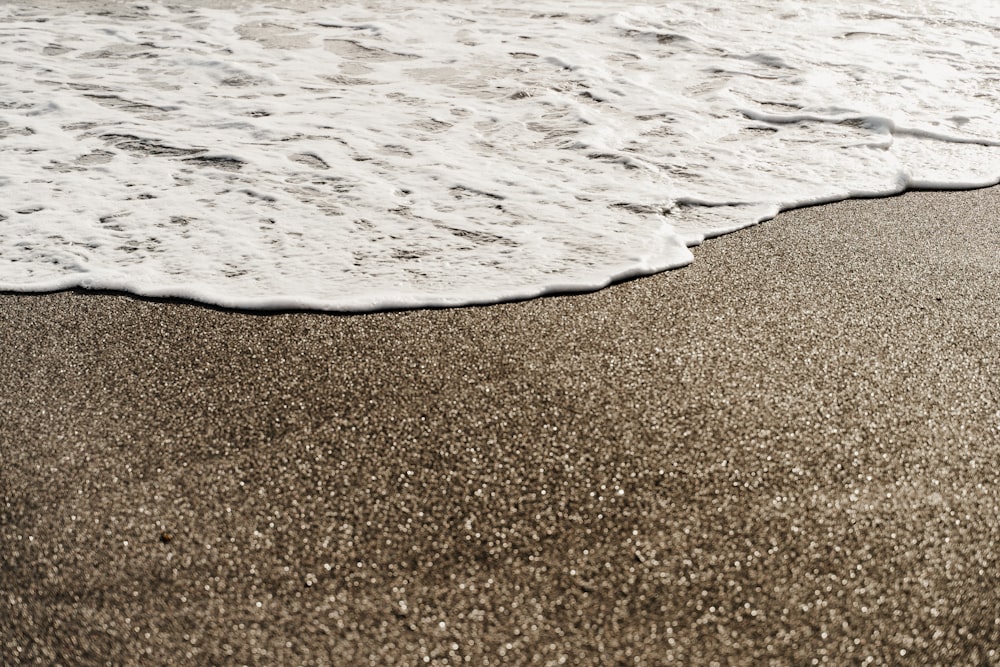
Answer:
[2,188,999,664]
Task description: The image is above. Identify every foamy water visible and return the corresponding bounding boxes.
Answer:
[2,0,998,310]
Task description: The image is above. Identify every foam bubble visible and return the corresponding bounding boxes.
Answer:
[1,0,997,310]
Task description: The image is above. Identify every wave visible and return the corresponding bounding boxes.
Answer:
[1,0,997,310]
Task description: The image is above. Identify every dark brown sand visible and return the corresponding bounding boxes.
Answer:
[2,188,999,665]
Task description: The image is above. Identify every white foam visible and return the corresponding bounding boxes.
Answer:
[1,0,998,310]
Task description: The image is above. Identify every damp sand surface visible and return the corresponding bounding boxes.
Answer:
[2,188,1000,664]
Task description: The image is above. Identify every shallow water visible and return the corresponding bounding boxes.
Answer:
[1,0,998,310]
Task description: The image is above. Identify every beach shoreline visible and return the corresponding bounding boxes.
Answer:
[2,187,999,664]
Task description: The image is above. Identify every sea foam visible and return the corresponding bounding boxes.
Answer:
[1,0,998,310]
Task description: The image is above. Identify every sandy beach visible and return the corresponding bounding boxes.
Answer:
[2,187,999,665]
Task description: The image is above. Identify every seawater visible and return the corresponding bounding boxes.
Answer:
[1,0,998,310]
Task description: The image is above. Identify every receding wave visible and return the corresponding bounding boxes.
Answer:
[1,0,998,310]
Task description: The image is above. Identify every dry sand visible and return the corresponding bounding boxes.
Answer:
[2,188,999,665]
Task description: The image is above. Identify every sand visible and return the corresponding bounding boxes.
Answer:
[2,187,999,665]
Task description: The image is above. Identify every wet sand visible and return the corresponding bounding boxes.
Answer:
[2,188,999,665]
